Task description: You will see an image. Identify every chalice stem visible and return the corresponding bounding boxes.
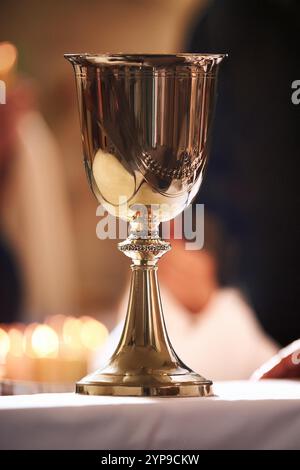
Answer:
[116,235,178,368]
[115,219,179,371]
[121,263,172,356]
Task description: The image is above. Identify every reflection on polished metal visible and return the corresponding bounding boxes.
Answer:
[65,53,226,397]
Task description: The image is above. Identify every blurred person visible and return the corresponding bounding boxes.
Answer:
[0,45,78,321]
[0,0,211,317]
[94,214,278,380]
[0,81,25,322]
[187,0,300,346]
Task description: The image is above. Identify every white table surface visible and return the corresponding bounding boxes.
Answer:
[0,380,300,450]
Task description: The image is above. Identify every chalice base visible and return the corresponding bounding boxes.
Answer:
[76,368,213,397]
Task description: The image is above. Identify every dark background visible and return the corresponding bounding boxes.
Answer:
[190,0,300,345]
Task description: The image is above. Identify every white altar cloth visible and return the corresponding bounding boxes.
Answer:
[0,380,299,450]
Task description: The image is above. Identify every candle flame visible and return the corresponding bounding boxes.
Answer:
[31,325,59,358]
[0,42,17,75]
[0,328,10,361]
[80,317,108,351]
[8,328,23,357]
[23,323,38,358]
[62,317,82,350]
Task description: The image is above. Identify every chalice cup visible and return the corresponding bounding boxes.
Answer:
[65,53,226,397]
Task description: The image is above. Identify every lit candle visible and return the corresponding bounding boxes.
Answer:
[5,326,29,381]
[0,328,10,378]
[1,316,108,385]
[0,42,18,90]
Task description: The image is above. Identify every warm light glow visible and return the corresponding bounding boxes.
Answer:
[0,328,10,361]
[80,317,108,351]
[23,323,38,357]
[62,317,82,350]
[31,325,59,358]
[3,315,108,382]
[8,328,23,357]
[0,42,17,75]
[45,314,66,333]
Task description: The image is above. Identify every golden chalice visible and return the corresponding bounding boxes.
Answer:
[65,53,226,396]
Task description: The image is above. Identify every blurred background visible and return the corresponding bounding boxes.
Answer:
[0,0,299,385]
